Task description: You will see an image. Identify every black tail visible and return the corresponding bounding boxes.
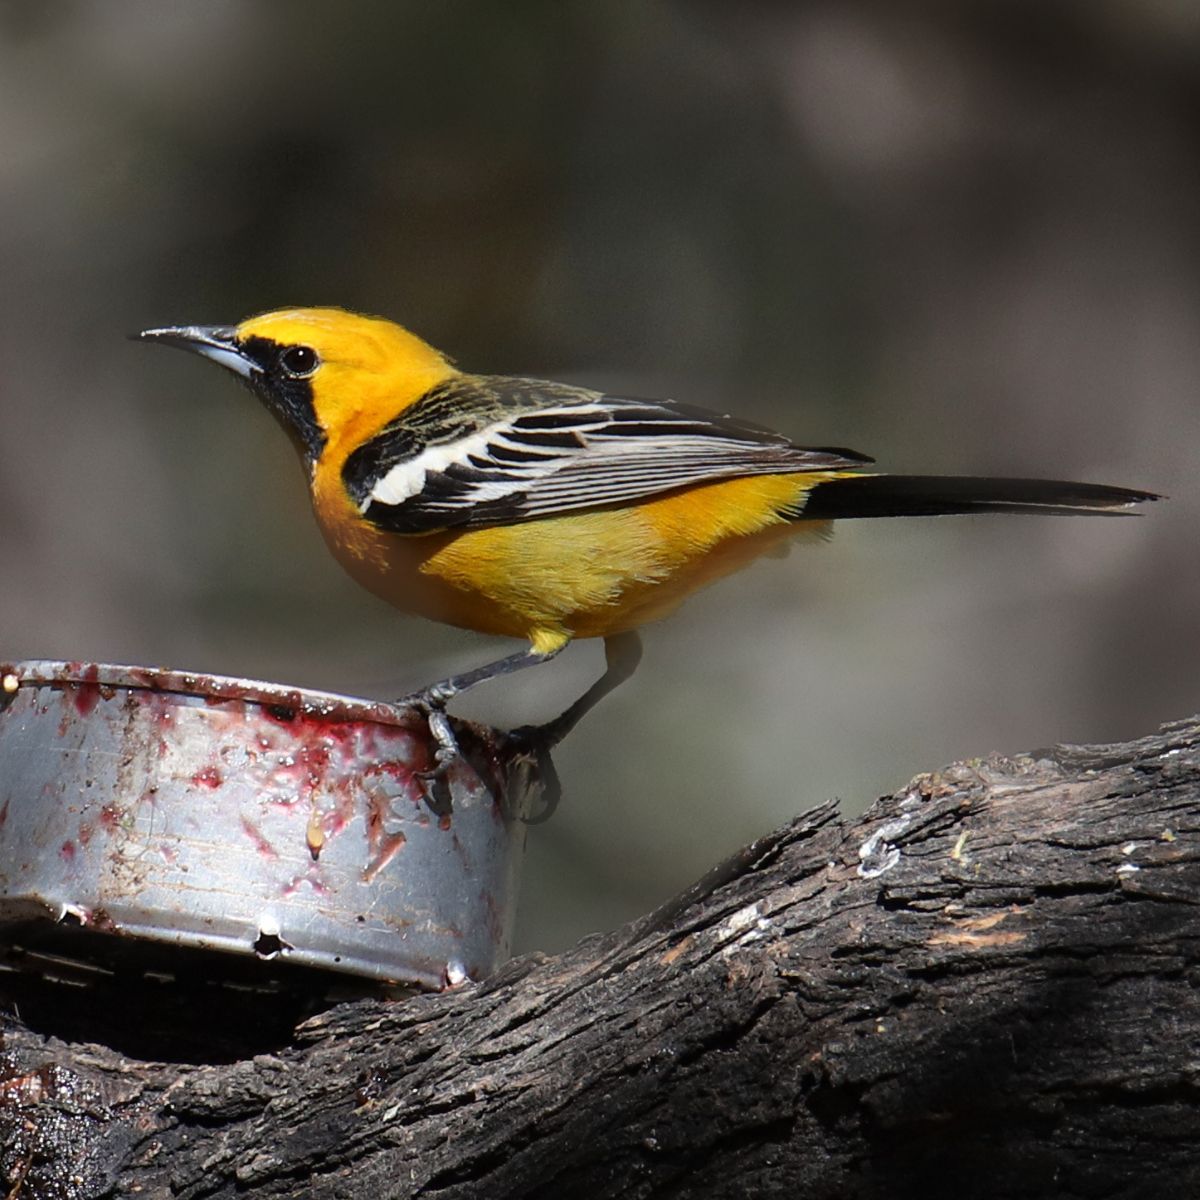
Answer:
[801,475,1160,520]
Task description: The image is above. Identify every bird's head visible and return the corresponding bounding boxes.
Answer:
[137,307,456,467]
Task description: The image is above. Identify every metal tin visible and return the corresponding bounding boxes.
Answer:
[0,661,542,989]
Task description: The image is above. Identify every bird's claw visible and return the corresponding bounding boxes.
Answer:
[397,688,461,812]
[505,722,563,823]
[423,704,461,769]
[421,680,459,708]
[397,689,461,759]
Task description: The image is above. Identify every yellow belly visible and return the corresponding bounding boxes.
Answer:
[312,472,841,652]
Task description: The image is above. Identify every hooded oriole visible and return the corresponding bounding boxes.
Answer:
[139,307,1157,749]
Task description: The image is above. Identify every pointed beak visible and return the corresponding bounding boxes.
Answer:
[135,324,259,380]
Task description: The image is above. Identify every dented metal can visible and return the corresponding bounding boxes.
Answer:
[0,661,541,989]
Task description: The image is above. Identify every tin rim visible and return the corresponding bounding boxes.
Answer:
[0,659,427,730]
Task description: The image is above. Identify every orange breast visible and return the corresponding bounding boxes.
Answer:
[309,468,844,649]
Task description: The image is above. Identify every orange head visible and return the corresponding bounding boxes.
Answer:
[138,307,458,467]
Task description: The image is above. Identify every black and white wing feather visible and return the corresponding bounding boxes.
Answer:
[342,376,871,534]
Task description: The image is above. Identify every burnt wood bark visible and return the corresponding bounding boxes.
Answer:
[3,716,1199,1199]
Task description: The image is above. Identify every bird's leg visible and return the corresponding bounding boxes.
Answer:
[507,632,643,822]
[416,646,565,708]
[530,631,643,750]
[401,645,567,776]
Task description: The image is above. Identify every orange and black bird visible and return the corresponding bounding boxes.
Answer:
[139,308,1157,754]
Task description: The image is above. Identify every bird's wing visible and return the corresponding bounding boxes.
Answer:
[342,375,872,534]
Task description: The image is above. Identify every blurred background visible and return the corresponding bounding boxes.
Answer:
[1,0,1196,953]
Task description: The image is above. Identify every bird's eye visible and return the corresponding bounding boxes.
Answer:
[279,345,320,378]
